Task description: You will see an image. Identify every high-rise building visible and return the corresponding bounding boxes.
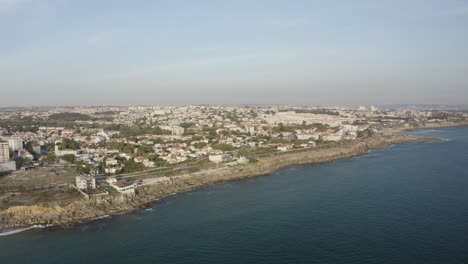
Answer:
[8,137,23,152]
[0,139,10,163]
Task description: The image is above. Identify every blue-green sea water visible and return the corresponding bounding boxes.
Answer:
[1,127,468,264]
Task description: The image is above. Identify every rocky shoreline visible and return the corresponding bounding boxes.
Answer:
[0,133,444,233]
[384,120,468,133]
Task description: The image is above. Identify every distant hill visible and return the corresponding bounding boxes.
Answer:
[48,112,92,121]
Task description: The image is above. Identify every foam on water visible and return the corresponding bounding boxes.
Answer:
[0,225,51,237]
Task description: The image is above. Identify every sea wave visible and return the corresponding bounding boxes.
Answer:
[0,224,51,237]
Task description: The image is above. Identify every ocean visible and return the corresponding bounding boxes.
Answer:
[1,127,468,264]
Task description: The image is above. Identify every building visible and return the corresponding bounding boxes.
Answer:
[75,175,96,190]
[321,133,343,142]
[277,144,293,152]
[107,177,136,194]
[18,150,34,160]
[160,125,185,136]
[265,111,352,127]
[209,154,224,163]
[112,181,136,194]
[0,139,9,163]
[55,144,77,157]
[32,143,41,154]
[0,161,16,173]
[8,137,23,152]
[105,167,120,174]
[106,158,118,166]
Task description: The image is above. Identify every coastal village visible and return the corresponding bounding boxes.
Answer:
[0,105,467,215]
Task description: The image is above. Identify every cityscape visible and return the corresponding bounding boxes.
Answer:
[0,105,466,206]
[1,0,468,263]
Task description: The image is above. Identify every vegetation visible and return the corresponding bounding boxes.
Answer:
[135,145,154,156]
[108,141,136,154]
[110,125,171,137]
[58,138,80,150]
[357,128,375,138]
[212,143,235,152]
[179,122,195,129]
[24,142,36,155]
[193,142,208,149]
[16,157,31,168]
[48,112,92,121]
[42,154,56,164]
[61,154,76,163]
[120,159,146,173]
[0,116,39,133]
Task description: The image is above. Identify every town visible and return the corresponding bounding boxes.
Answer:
[0,105,467,203]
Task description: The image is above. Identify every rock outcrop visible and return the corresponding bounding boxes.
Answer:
[0,134,441,231]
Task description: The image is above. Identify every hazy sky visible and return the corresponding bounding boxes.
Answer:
[1,0,467,106]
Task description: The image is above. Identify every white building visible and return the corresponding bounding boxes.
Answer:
[0,161,16,173]
[0,140,9,163]
[296,134,319,140]
[160,125,185,136]
[107,177,136,194]
[32,143,41,154]
[55,144,77,157]
[75,175,96,190]
[8,137,23,152]
[18,150,34,160]
[277,144,293,152]
[265,111,352,127]
[209,154,224,163]
[105,167,120,174]
[106,158,118,166]
[321,133,343,142]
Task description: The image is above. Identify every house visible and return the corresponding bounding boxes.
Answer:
[106,158,118,166]
[322,133,342,142]
[8,137,23,152]
[237,156,249,164]
[0,161,16,173]
[32,143,41,154]
[209,154,224,163]
[18,149,34,160]
[107,177,136,194]
[134,156,149,163]
[119,153,131,160]
[106,176,117,184]
[105,167,120,174]
[89,167,100,176]
[54,143,77,157]
[142,160,155,168]
[75,175,96,190]
[277,144,293,152]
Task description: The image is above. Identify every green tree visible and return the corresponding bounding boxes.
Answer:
[212,143,235,152]
[61,154,76,163]
[16,157,31,168]
[43,154,56,164]
[59,138,79,150]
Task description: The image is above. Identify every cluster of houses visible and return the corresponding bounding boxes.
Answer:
[3,105,466,179]
[75,174,136,195]
[0,107,374,175]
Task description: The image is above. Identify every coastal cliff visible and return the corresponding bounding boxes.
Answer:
[0,134,441,231]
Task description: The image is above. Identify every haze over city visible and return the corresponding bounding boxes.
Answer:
[3,2,468,264]
[1,0,468,106]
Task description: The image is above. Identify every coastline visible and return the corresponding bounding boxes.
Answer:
[383,120,468,133]
[0,130,450,233]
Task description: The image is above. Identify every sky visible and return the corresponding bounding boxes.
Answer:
[0,0,467,107]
